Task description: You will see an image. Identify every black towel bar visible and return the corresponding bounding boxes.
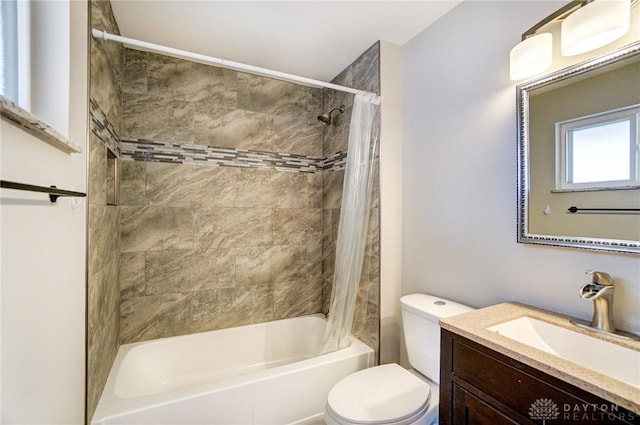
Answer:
[0,180,86,203]
[568,206,640,213]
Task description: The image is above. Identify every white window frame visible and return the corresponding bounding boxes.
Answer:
[555,104,640,191]
[0,0,30,109]
[0,0,71,137]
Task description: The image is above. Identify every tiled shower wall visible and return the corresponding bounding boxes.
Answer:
[116,45,381,348]
[87,2,381,417]
[118,49,326,343]
[118,163,324,342]
[321,42,381,353]
[87,0,122,420]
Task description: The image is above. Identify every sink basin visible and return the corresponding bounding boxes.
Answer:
[487,317,640,389]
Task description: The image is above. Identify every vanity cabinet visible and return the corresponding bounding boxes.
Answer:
[440,329,640,425]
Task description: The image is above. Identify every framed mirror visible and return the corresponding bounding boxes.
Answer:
[517,40,640,254]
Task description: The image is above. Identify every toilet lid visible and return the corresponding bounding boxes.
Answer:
[327,364,431,425]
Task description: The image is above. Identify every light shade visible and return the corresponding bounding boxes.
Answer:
[561,0,631,57]
[509,33,553,81]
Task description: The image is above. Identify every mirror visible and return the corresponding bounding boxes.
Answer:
[517,40,640,254]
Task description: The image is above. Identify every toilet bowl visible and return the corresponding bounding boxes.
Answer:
[324,294,473,425]
[325,364,438,425]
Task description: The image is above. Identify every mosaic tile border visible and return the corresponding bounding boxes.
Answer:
[89,98,346,174]
[321,150,347,172]
[121,137,346,174]
[90,98,121,157]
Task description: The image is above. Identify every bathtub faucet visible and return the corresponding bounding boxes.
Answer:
[579,270,615,333]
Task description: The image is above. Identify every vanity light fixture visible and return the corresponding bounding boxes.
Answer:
[561,0,631,56]
[509,0,634,81]
[509,33,553,81]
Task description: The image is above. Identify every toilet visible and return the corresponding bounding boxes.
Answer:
[324,294,474,425]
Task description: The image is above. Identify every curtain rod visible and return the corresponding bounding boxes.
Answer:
[91,29,380,102]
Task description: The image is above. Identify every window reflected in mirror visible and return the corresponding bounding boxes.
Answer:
[555,104,639,191]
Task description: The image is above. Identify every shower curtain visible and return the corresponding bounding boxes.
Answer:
[319,93,380,354]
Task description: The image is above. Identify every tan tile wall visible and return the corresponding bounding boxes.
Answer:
[116,44,380,350]
[122,49,323,156]
[118,164,324,343]
[118,49,325,343]
[87,0,122,421]
[321,42,381,358]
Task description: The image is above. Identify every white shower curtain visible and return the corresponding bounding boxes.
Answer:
[319,93,380,354]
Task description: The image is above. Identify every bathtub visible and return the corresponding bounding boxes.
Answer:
[91,314,374,425]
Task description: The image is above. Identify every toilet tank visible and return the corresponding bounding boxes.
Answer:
[400,294,473,383]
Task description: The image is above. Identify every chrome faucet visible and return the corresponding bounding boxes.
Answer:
[579,270,616,333]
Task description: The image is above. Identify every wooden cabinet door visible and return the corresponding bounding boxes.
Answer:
[452,383,520,425]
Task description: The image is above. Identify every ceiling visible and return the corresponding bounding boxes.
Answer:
[110,1,462,82]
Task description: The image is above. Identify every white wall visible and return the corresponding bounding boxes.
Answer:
[0,1,87,423]
[379,41,403,364]
[402,0,640,337]
[30,0,71,137]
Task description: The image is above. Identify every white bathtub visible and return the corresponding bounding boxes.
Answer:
[91,314,374,425]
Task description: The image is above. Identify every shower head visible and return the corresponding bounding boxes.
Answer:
[317,105,345,125]
[317,113,332,125]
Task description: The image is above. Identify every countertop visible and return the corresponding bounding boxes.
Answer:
[439,302,640,415]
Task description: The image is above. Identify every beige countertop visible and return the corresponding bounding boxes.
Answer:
[440,302,640,415]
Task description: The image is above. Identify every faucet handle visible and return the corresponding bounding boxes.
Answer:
[585,270,614,286]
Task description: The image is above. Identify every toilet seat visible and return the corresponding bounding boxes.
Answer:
[325,364,432,425]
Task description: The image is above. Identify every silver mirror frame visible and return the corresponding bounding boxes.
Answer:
[517,40,640,255]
